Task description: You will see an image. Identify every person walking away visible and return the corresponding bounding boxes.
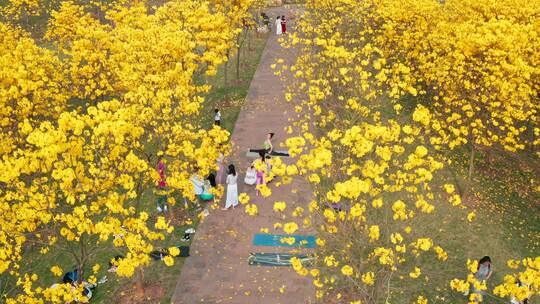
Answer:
[281,16,286,34]
[214,108,221,126]
[275,16,282,35]
[222,164,238,210]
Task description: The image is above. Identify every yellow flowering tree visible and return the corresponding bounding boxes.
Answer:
[270,0,539,303]
[0,0,258,302]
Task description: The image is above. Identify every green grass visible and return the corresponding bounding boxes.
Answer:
[308,92,539,303]
[201,31,269,135]
[386,96,539,303]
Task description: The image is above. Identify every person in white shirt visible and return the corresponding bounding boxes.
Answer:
[214,108,221,126]
[190,175,204,197]
[275,16,282,35]
[244,165,257,185]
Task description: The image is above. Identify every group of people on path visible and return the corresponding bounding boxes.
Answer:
[275,16,287,35]
[154,132,279,212]
[221,132,277,210]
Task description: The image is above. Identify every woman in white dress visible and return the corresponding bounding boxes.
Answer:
[222,164,238,210]
[244,165,257,185]
[275,16,282,35]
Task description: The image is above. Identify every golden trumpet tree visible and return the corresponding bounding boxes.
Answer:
[0,0,256,302]
[269,0,539,303]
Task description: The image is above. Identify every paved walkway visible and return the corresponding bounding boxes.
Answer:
[171,7,314,304]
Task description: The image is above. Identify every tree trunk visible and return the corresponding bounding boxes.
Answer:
[247,28,252,50]
[76,236,87,285]
[236,35,241,81]
[134,267,145,298]
[464,142,476,200]
[224,51,229,87]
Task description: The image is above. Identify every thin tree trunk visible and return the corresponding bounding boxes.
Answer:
[236,28,249,81]
[135,267,145,297]
[247,28,252,50]
[464,142,475,200]
[224,51,229,87]
[236,35,241,81]
[77,236,86,284]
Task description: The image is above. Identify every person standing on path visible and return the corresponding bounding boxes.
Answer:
[222,164,239,210]
[275,16,282,35]
[281,16,286,34]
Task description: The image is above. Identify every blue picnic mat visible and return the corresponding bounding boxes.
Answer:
[252,234,316,248]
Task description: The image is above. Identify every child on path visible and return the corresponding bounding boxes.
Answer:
[222,164,238,210]
[214,108,221,126]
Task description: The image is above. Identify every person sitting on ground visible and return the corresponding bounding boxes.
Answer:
[510,279,529,304]
[108,255,124,273]
[59,269,106,302]
[244,165,257,185]
[200,174,215,201]
[249,133,289,156]
[249,132,274,154]
[207,173,217,188]
[190,174,204,197]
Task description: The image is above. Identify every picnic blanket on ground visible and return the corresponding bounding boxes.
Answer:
[252,234,316,248]
[248,253,315,266]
